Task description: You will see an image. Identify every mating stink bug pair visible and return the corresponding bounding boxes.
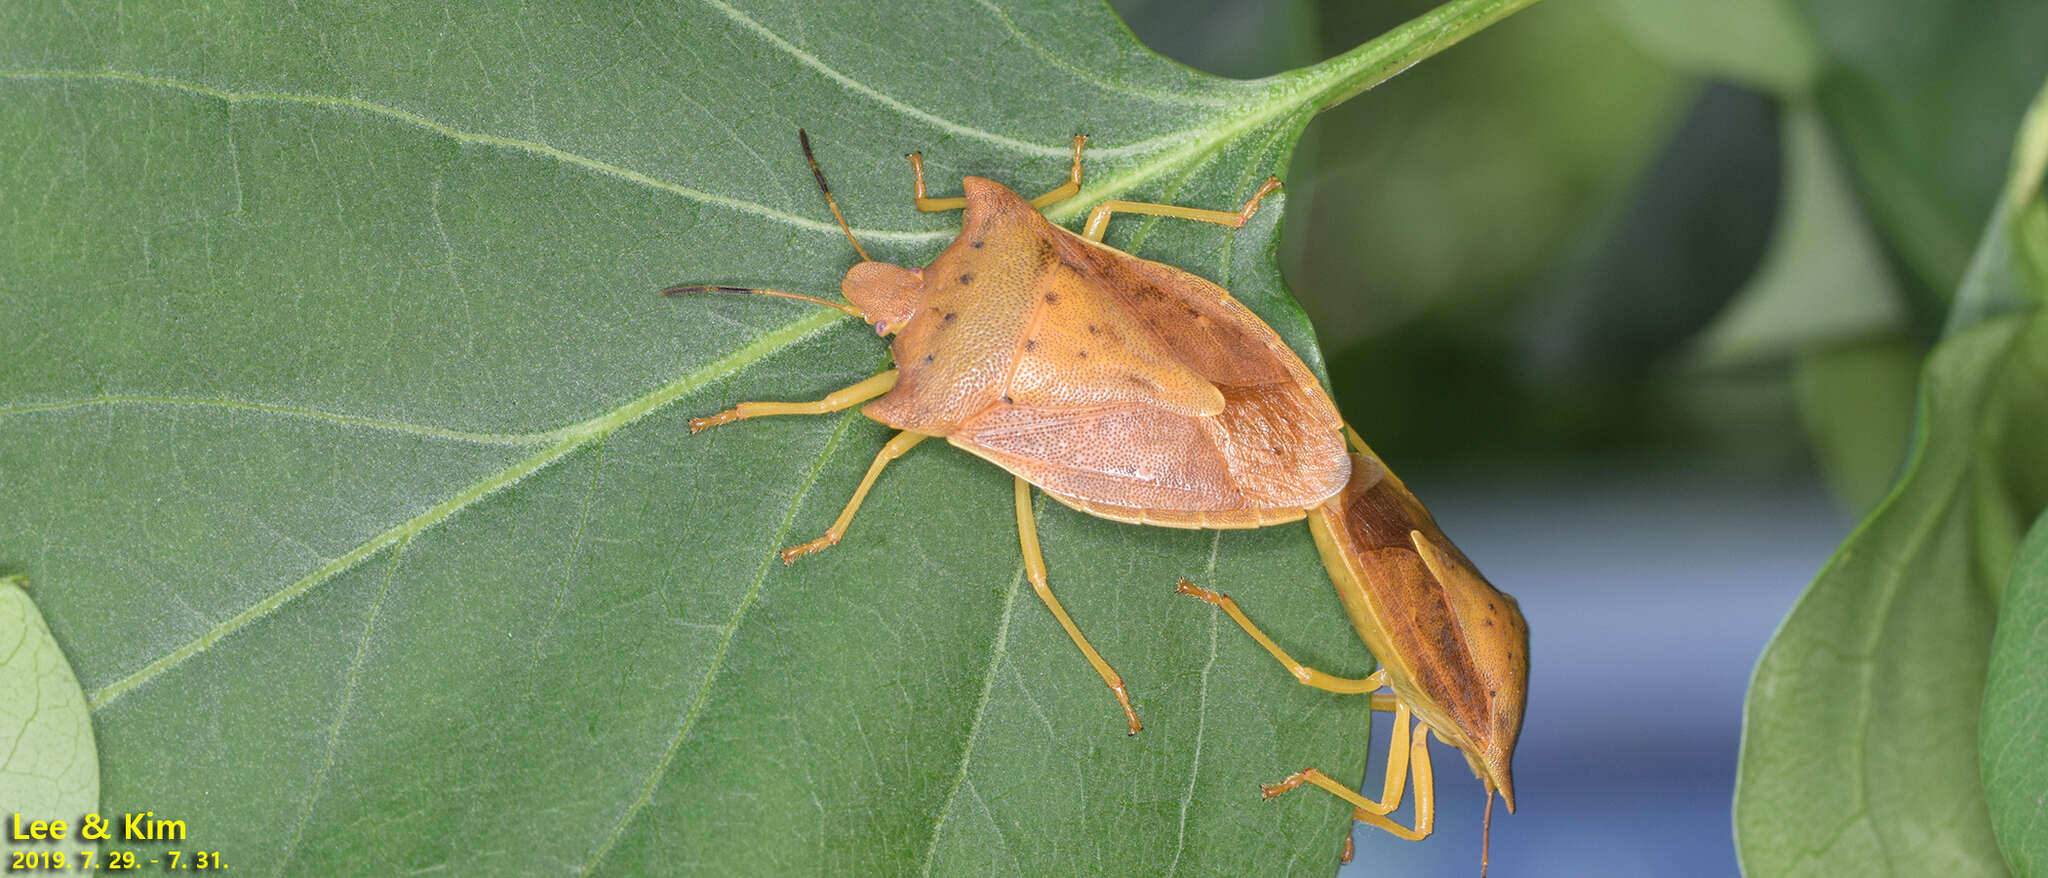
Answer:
[668,131,1529,873]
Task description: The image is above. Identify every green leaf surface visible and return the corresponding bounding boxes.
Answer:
[1736,78,2048,877]
[0,575,100,861]
[0,1,1538,874]
[1985,510,2048,876]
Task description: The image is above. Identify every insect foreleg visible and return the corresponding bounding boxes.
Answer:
[780,430,929,564]
[689,370,900,434]
[1026,135,1088,209]
[1173,579,1384,694]
[906,151,969,212]
[1081,176,1283,242]
[908,135,1088,212]
[1016,477,1142,735]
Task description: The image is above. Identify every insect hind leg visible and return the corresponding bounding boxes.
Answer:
[1262,710,1436,843]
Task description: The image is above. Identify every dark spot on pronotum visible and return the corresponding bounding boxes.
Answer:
[943,312,957,322]
[1002,394,1014,404]
[1087,323,1099,334]
[1045,292,1059,304]
[922,354,934,364]
[1489,688,1498,698]
[1185,306,1201,317]
[1270,446,1282,456]
[1025,339,1037,350]
[971,240,984,248]
[1077,350,1088,359]
[1487,602,1495,610]
[1483,618,1494,627]
[959,273,974,284]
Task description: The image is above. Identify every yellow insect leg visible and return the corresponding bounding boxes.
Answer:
[1173,579,1384,694]
[908,135,1088,212]
[689,370,900,434]
[780,430,929,564]
[907,151,968,213]
[1027,135,1088,209]
[1016,477,1143,735]
[1081,176,1283,242]
[1263,710,1436,843]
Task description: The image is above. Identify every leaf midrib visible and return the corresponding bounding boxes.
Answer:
[82,308,846,710]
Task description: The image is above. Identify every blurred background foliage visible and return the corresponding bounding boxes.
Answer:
[1117,0,2044,515]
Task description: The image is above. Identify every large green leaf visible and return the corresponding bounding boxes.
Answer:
[1735,79,2048,877]
[0,1,1539,874]
[1984,510,2048,875]
[1,575,99,863]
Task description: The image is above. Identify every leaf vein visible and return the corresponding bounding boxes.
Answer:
[0,394,554,444]
[83,309,846,710]
[697,0,1202,155]
[0,69,945,245]
[918,562,1027,877]
[1167,531,1225,877]
[578,404,865,875]
[274,534,410,877]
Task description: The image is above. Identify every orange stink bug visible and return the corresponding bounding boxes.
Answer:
[667,131,1527,871]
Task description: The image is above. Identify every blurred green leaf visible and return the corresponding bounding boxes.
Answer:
[1796,0,2048,305]
[0,575,99,862]
[1608,0,2048,314]
[1791,338,1922,517]
[1289,0,1683,356]
[1530,83,1782,379]
[1692,106,1916,516]
[1984,510,2048,876]
[1600,0,1819,94]
[1692,107,1907,367]
[0,0,1541,874]
[1736,78,2048,877]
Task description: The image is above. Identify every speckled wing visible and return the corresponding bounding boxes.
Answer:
[949,223,1350,520]
[950,380,1350,525]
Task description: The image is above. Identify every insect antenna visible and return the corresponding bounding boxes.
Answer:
[798,128,872,263]
[660,284,863,318]
[1481,789,1495,877]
